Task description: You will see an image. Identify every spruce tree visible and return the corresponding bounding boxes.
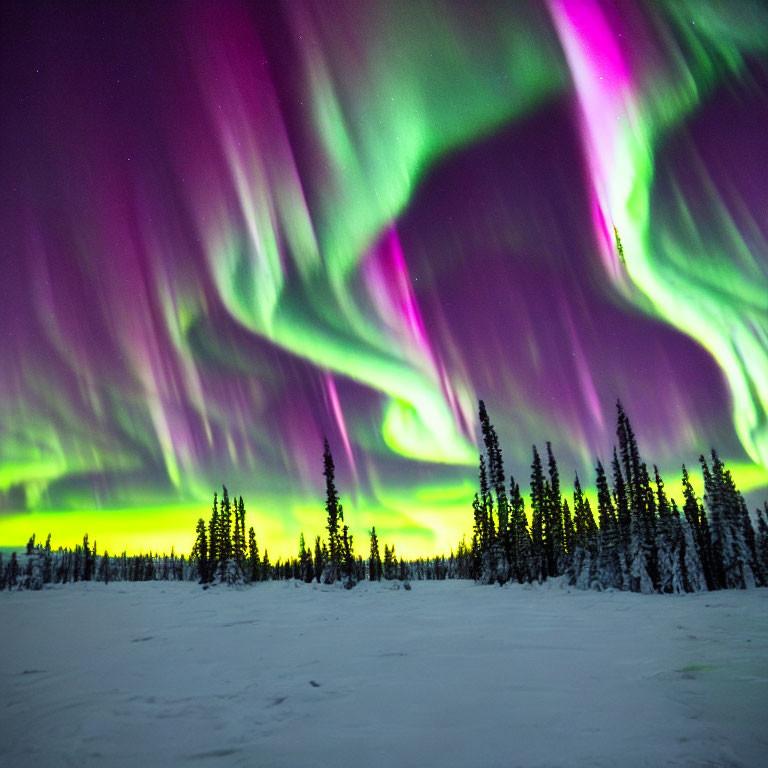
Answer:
[479,454,491,516]
[546,442,565,576]
[261,549,271,581]
[82,534,92,581]
[100,550,110,585]
[322,439,343,583]
[341,521,356,588]
[596,459,623,589]
[313,535,324,584]
[628,509,654,593]
[570,473,598,589]
[369,527,382,581]
[471,493,485,580]
[702,454,729,587]
[638,462,660,590]
[383,544,397,580]
[7,552,20,589]
[298,532,314,583]
[755,504,768,582]
[232,500,240,567]
[248,527,260,582]
[530,446,547,582]
[509,476,531,583]
[561,499,574,562]
[653,467,676,593]
[702,452,756,589]
[681,464,715,590]
[42,534,52,585]
[26,545,44,590]
[614,403,657,592]
[476,455,493,573]
[477,402,512,583]
[194,517,209,583]
[233,496,246,573]
[571,473,588,543]
[209,492,219,581]
[724,468,762,587]
[478,400,504,493]
[218,486,233,578]
[72,543,81,582]
[616,400,643,515]
[611,447,630,552]
[679,505,707,593]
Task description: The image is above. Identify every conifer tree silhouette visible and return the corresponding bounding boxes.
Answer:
[261,549,271,581]
[509,476,533,583]
[701,451,757,589]
[681,464,714,590]
[298,532,314,583]
[369,527,382,581]
[612,447,630,552]
[313,536,324,584]
[208,492,219,582]
[194,518,209,583]
[233,496,246,574]
[100,550,110,585]
[477,401,511,584]
[219,486,233,576]
[341,521,356,588]
[248,526,260,582]
[755,504,768,582]
[322,439,343,584]
[530,446,547,582]
[596,459,623,589]
[546,442,565,577]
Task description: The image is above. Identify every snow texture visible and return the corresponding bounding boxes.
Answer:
[2,579,767,767]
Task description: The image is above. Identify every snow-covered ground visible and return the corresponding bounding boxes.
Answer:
[2,579,767,767]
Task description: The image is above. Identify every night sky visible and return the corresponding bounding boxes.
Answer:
[1,0,767,557]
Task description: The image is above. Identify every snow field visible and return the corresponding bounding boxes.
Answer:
[2,579,767,767]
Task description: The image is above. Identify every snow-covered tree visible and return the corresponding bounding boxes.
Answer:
[701,452,756,590]
[369,527,382,581]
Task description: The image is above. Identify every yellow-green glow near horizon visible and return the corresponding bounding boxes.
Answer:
[4,463,763,560]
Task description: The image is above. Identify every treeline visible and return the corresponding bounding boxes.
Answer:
[0,533,196,590]
[1,439,419,590]
[188,440,416,588]
[4,401,767,594]
[0,529,470,591]
[0,531,461,591]
[470,400,768,593]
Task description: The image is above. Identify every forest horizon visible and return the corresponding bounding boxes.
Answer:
[4,401,768,582]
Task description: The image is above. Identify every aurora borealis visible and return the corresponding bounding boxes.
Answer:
[1,0,767,557]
